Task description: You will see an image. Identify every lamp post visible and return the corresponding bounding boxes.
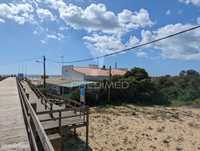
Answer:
[61,56,64,79]
[36,56,46,89]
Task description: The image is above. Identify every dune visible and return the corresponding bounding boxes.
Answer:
[74,105,200,151]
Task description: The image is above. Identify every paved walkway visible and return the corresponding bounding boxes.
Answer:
[0,78,30,151]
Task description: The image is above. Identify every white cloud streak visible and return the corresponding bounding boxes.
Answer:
[0,18,5,23]
[141,23,200,60]
[179,0,200,6]
[36,8,55,21]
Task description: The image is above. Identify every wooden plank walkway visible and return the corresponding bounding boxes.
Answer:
[0,78,31,151]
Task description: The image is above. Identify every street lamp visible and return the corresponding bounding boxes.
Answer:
[36,56,46,88]
[61,56,64,79]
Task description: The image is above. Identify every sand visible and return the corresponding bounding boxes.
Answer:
[64,105,200,151]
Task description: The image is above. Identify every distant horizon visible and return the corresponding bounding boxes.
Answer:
[1,65,199,77]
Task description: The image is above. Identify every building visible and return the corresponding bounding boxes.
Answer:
[30,65,128,95]
[62,65,128,81]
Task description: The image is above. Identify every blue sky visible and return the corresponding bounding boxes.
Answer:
[0,0,200,76]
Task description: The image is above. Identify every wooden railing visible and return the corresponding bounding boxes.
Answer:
[25,78,85,112]
[24,78,89,148]
[0,76,8,81]
[45,93,81,108]
[25,79,53,111]
[17,79,55,151]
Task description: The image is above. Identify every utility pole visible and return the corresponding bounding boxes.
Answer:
[61,56,64,79]
[115,62,118,69]
[43,56,46,89]
[108,66,112,103]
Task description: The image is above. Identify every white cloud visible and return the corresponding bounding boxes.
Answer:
[126,36,140,48]
[83,34,141,56]
[0,18,5,23]
[141,23,200,60]
[40,39,47,44]
[40,0,67,10]
[49,2,153,56]
[136,51,148,58]
[55,3,152,56]
[0,0,154,53]
[83,34,126,55]
[53,3,153,34]
[118,9,153,31]
[179,0,200,6]
[59,3,119,33]
[36,8,55,21]
[0,3,34,24]
[46,33,64,40]
[197,17,200,24]
[166,10,171,15]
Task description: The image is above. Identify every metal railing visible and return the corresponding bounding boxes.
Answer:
[17,79,55,151]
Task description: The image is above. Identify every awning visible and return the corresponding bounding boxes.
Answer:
[59,81,96,88]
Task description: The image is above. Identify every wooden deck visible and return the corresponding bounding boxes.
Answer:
[0,78,31,150]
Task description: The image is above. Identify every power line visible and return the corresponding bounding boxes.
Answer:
[49,24,200,64]
[46,58,60,64]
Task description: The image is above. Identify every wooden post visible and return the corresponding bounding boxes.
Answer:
[31,103,37,112]
[59,111,62,135]
[74,128,76,136]
[26,93,29,100]
[86,109,89,149]
[45,98,47,110]
[50,103,53,118]
[41,97,43,104]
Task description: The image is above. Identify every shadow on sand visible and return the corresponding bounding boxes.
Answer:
[52,129,92,151]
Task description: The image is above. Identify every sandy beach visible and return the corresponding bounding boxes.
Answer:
[64,105,200,151]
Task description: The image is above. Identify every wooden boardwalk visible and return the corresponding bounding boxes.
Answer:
[0,78,31,151]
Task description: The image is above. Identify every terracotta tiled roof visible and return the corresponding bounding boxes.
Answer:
[46,77,75,85]
[73,67,127,77]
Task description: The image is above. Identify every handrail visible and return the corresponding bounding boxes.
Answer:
[25,78,82,111]
[17,79,55,151]
[25,79,52,110]
[46,93,81,106]
[37,105,88,115]
[17,79,38,151]
[0,76,8,81]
